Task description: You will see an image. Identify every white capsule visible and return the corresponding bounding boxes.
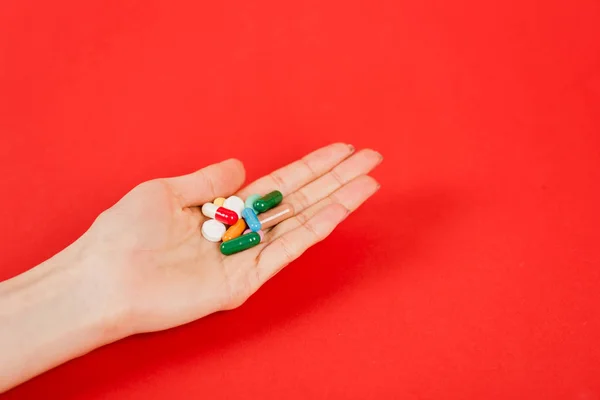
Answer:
[201,219,226,242]
[223,196,245,217]
[202,203,218,219]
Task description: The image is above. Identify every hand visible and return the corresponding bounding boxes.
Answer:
[81,143,382,335]
[0,143,382,391]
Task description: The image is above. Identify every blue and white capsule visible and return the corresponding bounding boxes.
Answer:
[242,207,262,232]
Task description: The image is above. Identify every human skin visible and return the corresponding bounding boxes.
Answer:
[0,143,382,392]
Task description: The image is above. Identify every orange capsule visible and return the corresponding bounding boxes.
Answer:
[222,218,247,242]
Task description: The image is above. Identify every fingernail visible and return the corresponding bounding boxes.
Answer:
[348,144,355,153]
[376,151,384,163]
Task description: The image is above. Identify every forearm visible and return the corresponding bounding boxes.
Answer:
[0,242,127,392]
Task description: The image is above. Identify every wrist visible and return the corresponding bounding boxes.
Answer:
[59,239,134,343]
[0,239,131,391]
[45,238,134,346]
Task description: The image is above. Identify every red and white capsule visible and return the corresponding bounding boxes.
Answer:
[202,203,238,225]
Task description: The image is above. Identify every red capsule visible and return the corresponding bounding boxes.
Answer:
[215,207,238,225]
[202,203,239,225]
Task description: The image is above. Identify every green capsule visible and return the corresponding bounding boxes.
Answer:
[220,232,261,255]
[253,190,283,213]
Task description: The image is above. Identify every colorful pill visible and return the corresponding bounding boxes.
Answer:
[223,196,245,217]
[257,203,294,229]
[253,190,283,213]
[245,194,261,213]
[243,229,264,241]
[213,197,226,206]
[201,203,238,225]
[220,232,261,255]
[242,207,262,232]
[201,219,226,242]
[222,218,247,242]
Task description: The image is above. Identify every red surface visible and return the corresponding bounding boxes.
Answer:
[1,0,600,398]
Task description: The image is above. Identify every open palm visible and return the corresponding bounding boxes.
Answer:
[86,143,381,334]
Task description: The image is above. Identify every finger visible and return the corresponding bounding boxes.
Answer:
[255,203,349,284]
[237,143,354,198]
[165,159,246,207]
[267,175,380,241]
[236,175,380,262]
[283,149,382,215]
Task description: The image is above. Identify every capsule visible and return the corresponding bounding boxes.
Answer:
[222,218,246,242]
[253,190,283,213]
[213,197,226,206]
[201,203,238,225]
[257,203,294,229]
[245,194,261,213]
[220,232,261,255]
[242,207,262,232]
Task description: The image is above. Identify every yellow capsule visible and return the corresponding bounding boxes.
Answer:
[213,197,226,206]
[222,218,246,242]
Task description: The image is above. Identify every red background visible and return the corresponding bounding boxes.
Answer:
[1,0,600,398]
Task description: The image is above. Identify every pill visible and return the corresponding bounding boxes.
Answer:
[222,218,246,242]
[245,194,261,213]
[223,196,245,217]
[253,190,283,213]
[202,219,226,242]
[201,203,238,225]
[244,228,264,241]
[242,207,261,232]
[213,197,226,206]
[257,203,294,229]
[220,232,261,255]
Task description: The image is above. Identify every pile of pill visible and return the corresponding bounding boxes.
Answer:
[201,190,293,255]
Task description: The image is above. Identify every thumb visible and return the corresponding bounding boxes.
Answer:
[165,158,246,207]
